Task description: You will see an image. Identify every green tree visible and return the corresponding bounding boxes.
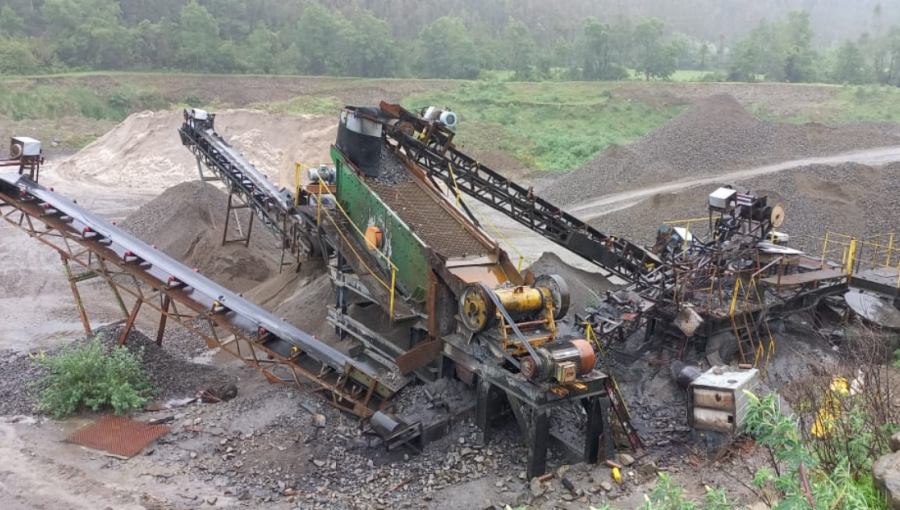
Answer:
[580,17,627,81]
[293,1,350,75]
[0,6,26,37]
[633,18,676,81]
[42,0,133,69]
[133,19,178,69]
[832,40,867,84]
[415,16,479,79]
[698,42,711,70]
[0,36,40,74]
[552,37,575,79]
[783,11,818,83]
[339,12,398,78]
[177,0,221,71]
[504,18,536,80]
[244,22,278,74]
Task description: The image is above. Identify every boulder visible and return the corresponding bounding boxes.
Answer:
[873,451,900,509]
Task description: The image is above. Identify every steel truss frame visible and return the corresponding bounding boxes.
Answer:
[0,178,393,419]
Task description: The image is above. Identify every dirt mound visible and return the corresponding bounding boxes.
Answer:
[120,181,278,292]
[594,162,896,247]
[541,94,900,204]
[527,252,615,318]
[242,259,335,339]
[56,109,336,191]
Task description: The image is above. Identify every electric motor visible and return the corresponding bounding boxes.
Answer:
[520,339,596,383]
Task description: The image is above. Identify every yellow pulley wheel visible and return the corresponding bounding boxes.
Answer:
[459,284,496,333]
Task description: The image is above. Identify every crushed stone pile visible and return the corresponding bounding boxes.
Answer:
[594,162,900,247]
[541,94,900,204]
[56,109,335,191]
[120,181,278,293]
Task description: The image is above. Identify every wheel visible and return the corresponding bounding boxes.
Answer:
[534,274,570,320]
[459,284,496,333]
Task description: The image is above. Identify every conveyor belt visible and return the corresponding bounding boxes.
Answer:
[178,113,312,254]
[0,172,399,417]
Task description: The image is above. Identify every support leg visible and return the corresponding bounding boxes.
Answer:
[156,295,171,346]
[509,394,552,479]
[61,254,92,336]
[222,193,233,246]
[475,378,494,446]
[118,298,143,346]
[196,156,205,185]
[107,281,129,319]
[584,395,615,464]
[527,408,551,479]
[244,209,254,248]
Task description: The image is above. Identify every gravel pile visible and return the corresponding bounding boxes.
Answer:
[541,94,900,204]
[120,181,278,292]
[0,350,50,416]
[594,162,900,247]
[372,145,410,186]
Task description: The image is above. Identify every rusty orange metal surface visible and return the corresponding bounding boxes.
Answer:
[68,415,170,458]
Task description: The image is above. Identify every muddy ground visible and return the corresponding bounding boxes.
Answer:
[3,89,900,509]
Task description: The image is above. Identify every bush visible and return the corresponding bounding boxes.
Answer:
[32,336,154,418]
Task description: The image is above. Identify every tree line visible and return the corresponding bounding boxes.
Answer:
[0,0,899,86]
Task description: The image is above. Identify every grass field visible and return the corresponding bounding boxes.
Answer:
[2,73,900,168]
[403,81,685,169]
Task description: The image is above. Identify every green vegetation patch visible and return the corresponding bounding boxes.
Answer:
[832,85,900,122]
[403,81,685,170]
[31,337,154,418]
[0,82,168,122]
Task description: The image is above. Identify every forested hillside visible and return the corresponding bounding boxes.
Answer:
[1,0,899,86]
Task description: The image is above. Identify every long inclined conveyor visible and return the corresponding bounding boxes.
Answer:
[368,104,670,342]
[0,172,400,418]
[178,111,315,255]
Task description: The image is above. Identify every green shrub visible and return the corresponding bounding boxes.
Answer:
[32,336,154,418]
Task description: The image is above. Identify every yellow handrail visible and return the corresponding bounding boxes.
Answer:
[316,187,399,319]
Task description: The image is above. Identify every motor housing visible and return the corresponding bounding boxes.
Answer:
[520,339,596,383]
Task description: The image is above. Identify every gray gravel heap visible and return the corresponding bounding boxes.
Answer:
[594,161,900,247]
[540,94,900,204]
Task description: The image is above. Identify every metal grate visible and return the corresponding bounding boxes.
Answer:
[367,178,489,260]
[68,415,170,458]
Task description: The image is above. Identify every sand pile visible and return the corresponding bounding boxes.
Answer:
[242,259,336,339]
[56,109,336,191]
[120,181,278,293]
[594,162,900,247]
[541,94,900,204]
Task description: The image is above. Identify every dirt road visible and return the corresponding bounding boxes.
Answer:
[569,145,900,219]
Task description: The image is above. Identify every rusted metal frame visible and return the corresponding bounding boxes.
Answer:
[94,255,131,318]
[3,194,379,419]
[61,253,93,336]
[117,298,144,346]
[156,295,171,345]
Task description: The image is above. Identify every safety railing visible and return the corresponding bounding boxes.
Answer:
[793,232,900,288]
[314,183,399,319]
[729,275,775,375]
